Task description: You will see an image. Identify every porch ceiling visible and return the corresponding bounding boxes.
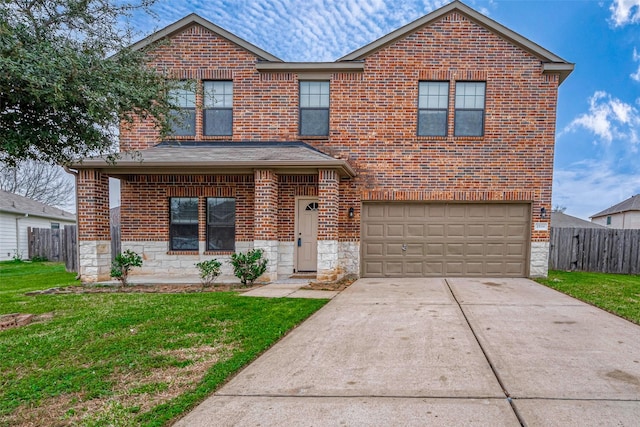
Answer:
[71,141,356,178]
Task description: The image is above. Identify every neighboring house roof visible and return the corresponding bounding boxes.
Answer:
[591,194,640,218]
[339,0,574,83]
[0,189,75,222]
[551,211,606,229]
[71,141,356,178]
[129,13,282,62]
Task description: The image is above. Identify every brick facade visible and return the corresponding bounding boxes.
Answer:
[75,3,571,282]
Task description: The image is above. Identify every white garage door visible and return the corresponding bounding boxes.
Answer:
[361,203,530,277]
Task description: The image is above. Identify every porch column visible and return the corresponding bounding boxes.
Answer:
[317,169,339,282]
[254,169,278,282]
[77,169,111,282]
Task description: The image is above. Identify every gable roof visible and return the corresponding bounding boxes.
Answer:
[72,141,356,178]
[591,194,640,218]
[0,190,75,221]
[338,0,574,83]
[551,211,606,229]
[129,13,282,62]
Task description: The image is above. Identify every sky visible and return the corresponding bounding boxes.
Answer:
[111,0,640,220]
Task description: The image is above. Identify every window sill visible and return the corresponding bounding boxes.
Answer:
[298,135,329,141]
[167,250,199,255]
[204,251,234,255]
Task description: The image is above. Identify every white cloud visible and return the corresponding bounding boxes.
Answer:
[632,48,640,82]
[610,0,640,26]
[562,91,640,145]
[553,159,640,219]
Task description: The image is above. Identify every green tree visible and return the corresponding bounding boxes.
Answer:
[0,0,174,166]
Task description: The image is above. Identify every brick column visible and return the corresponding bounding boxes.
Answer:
[317,169,339,282]
[77,169,111,282]
[254,169,278,282]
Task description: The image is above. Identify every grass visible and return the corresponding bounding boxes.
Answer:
[0,261,328,426]
[536,270,640,324]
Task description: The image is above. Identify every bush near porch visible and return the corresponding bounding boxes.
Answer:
[0,261,327,426]
[536,270,640,325]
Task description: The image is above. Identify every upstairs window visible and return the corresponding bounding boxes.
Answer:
[168,84,196,136]
[204,81,233,136]
[418,81,449,136]
[454,82,486,137]
[299,81,329,136]
[170,197,199,251]
[207,198,235,251]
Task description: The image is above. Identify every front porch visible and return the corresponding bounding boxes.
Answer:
[73,142,358,283]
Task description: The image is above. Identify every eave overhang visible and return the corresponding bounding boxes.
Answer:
[71,142,356,179]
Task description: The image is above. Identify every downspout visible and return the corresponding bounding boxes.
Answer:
[63,166,81,280]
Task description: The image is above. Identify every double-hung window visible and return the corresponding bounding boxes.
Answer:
[206,198,235,251]
[168,83,196,136]
[454,82,486,136]
[418,81,449,136]
[204,81,233,136]
[299,81,329,136]
[170,198,199,251]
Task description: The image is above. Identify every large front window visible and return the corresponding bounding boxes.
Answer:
[207,198,235,251]
[203,81,233,136]
[168,84,196,136]
[170,198,198,251]
[454,82,486,137]
[299,81,329,136]
[418,81,449,136]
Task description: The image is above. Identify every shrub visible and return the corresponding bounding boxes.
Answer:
[110,250,143,286]
[195,259,222,288]
[230,249,268,286]
[30,255,48,262]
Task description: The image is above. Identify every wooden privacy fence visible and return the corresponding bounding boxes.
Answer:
[28,225,122,272]
[549,227,640,274]
[28,226,77,272]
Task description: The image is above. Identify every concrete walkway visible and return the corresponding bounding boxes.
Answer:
[174,278,640,426]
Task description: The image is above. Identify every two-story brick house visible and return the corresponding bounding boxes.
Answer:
[73,1,573,283]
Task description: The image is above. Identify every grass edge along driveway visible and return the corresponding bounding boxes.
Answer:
[0,261,328,426]
[536,270,640,325]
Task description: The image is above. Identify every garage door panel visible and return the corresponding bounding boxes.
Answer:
[406,244,425,256]
[427,224,445,237]
[387,243,405,256]
[387,205,405,218]
[445,261,464,275]
[363,242,384,256]
[387,224,404,237]
[446,243,464,256]
[363,261,383,275]
[466,262,484,275]
[447,224,465,238]
[426,243,444,256]
[486,224,506,238]
[467,224,485,237]
[364,223,384,238]
[507,243,526,256]
[362,203,530,278]
[407,224,425,237]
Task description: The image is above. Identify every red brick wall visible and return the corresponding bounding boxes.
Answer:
[120,175,254,244]
[77,170,110,240]
[116,10,560,243]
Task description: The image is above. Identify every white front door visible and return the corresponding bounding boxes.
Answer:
[296,198,318,272]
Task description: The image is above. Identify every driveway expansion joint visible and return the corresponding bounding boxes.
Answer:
[445,278,526,427]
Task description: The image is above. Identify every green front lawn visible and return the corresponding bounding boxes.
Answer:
[536,270,640,324]
[0,261,328,426]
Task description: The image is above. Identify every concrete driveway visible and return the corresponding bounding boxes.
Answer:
[174,278,640,426]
